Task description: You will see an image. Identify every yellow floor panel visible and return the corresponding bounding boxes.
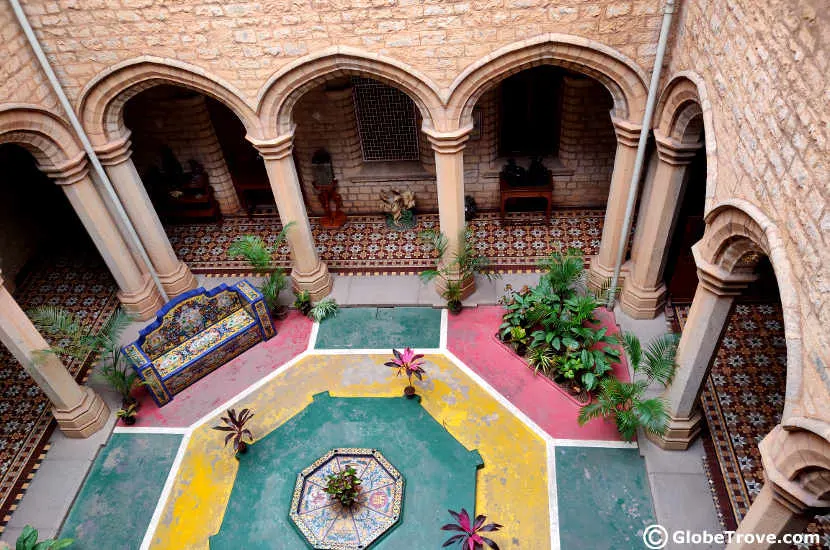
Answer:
[149,353,550,549]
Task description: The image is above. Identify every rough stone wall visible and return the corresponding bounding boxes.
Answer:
[6,0,664,106]
[0,3,56,108]
[667,0,829,419]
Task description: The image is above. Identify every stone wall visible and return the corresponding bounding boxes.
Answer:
[666,0,829,419]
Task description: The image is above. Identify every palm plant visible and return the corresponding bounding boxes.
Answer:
[419,228,498,310]
[293,290,313,316]
[11,526,73,550]
[29,306,139,407]
[227,222,293,316]
[441,509,502,550]
[578,332,679,440]
[212,408,254,455]
[385,347,426,397]
[537,247,584,294]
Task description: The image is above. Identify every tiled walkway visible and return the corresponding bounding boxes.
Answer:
[46,306,658,550]
[166,210,604,275]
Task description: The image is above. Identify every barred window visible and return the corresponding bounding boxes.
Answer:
[352,77,420,162]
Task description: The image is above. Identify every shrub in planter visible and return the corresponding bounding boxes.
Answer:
[293,291,339,322]
[212,408,254,456]
[324,466,362,508]
[578,332,679,440]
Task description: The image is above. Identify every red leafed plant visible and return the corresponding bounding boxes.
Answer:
[441,508,502,550]
[212,408,254,455]
[385,347,426,398]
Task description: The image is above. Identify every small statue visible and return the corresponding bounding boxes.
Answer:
[526,157,551,187]
[500,158,526,187]
[379,189,416,229]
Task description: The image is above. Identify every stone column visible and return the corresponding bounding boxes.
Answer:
[649,245,756,450]
[620,131,702,319]
[423,125,474,298]
[50,156,164,320]
[727,425,830,549]
[96,133,198,298]
[587,118,641,293]
[0,272,109,438]
[249,132,333,299]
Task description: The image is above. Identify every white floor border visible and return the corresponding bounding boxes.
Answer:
[128,307,642,550]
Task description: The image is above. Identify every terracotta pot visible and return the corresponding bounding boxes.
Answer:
[404,385,416,398]
[236,441,248,455]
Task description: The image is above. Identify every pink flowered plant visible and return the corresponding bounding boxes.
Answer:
[441,508,502,550]
[385,348,426,397]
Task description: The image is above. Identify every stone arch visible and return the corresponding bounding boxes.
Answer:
[257,47,444,136]
[655,73,719,205]
[78,57,262,147]
[0,105,85,174]
[699,199,805,421]
[447,34,649,129]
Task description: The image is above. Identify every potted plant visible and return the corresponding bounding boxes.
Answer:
[116,403,138,425]
[419,227,497,311]
[212,408,254,456]
[29,306,139,409]
[324,466,362,508]
[441,508,502,549]
[578,332,679,440]
[293,290,339,322]
[385,347,426,398]
[227,222,294,319]
[6,525,72,550]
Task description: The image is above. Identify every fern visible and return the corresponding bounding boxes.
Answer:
[309,298,339,322]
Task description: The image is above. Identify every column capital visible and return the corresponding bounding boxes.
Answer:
[45,152,90,186]
[94,130,134,167]
[654,129,702,166]
[692,243,758,296]
[248,131,294,161]
[423,124,473,154]
[610,117,642,148]
[760,425,830,513]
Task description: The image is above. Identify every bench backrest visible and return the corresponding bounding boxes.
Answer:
[139,287,244,360]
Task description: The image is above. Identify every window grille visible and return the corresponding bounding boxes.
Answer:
[352,77,420,162]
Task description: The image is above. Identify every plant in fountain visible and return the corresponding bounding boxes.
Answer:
[419,228,497,313]
[29,306,140,409]
[441,508,502,550]
[379,188,416,230]
[227,222,294,318]
[212,408,254,455]
[324,466,362,508]
[385,347,426,398]
[578,332,679,440]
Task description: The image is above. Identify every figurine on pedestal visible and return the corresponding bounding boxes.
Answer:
[311,149,347,228]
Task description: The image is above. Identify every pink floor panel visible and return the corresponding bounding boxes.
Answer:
[125,312,313,428]
[447,305,629,441]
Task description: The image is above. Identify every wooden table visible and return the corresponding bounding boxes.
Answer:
[499,174,553,219]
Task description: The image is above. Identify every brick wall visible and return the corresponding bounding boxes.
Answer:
[667,0,829,416]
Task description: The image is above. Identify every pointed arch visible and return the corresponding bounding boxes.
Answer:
[257,47,444,136]
[447,34,649,129]
[78,57,262,146]
[0,105,84,173]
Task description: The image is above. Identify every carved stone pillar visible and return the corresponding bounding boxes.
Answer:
[49,155,164,320]
[423,125,474,298]
[727,425,830,549]
[249,132,333,299]
[621,131,702,318]
[649,245,757,450]
[587,118,641,293]
[96,132,198,298]
[0,272,109,438]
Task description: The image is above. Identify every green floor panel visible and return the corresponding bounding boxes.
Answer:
[314,307,441,349]
[59,433,182,550]
[212,393,482,549]
[555,446,655,550]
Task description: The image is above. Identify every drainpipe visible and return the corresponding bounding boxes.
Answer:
[606,0,676,309]
[9,0,169,303]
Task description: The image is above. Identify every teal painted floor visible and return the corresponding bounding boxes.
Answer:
[212,393,481,549]
[59,433,182,550]
[314,307,441,349]
[555,446,655,550]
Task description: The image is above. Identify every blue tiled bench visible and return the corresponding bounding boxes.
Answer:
[122,280,275,406]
